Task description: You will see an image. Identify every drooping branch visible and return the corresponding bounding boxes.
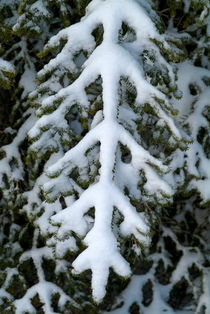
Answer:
[29,0,187,302]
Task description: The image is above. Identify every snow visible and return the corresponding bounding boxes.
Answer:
[173,61,210,201]
[0,0,209,311]
[0,57,15,74]
[0,109,37,191]
[19,67,36,98]
[29,0,190,304]
[14,230,79,314]
[102,226,208,314]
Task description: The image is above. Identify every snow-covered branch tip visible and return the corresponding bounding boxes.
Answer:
[0,57,15,89]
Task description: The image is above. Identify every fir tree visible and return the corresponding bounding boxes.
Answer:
[0,0,209,313]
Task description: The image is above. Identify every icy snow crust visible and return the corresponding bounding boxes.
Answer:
[30,0,184,302]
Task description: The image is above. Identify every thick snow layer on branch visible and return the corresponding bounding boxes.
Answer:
[30,0,186,302]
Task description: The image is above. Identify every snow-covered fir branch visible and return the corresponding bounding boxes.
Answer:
[29,0,188,302]
[0,0,209,312]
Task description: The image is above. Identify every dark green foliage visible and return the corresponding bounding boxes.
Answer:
[168,277,193,309]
